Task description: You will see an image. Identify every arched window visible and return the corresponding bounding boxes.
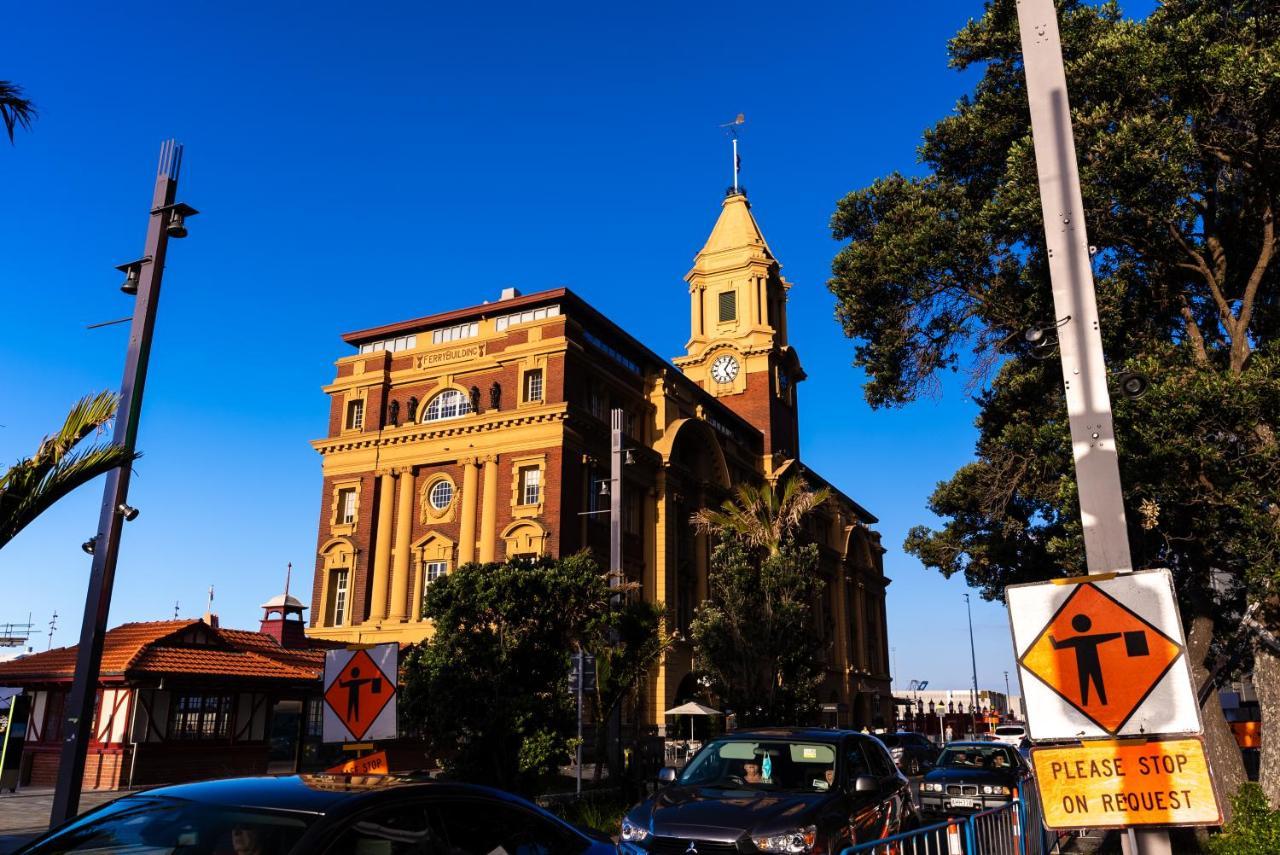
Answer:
[422,389,473,422]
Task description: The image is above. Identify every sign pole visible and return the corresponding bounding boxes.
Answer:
[1015,1,1170,850]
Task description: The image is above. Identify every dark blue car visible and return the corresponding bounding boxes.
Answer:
[19,775,617,854]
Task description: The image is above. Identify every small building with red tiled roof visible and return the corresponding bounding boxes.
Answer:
[0,596,341,791]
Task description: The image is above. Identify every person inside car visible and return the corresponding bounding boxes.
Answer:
[743,761,764,784]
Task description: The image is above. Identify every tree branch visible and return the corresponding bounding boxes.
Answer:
[1168,223,1235,334]
[1232,201,1274,372]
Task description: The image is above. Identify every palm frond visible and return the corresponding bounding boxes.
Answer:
[0,81,36,144]
[690,476,830,554]
[0,392,137,551]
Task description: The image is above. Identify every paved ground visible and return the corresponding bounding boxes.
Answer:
[0,788,128,853]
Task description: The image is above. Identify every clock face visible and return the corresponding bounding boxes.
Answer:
[710,355,740,384]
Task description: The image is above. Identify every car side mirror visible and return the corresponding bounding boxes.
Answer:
[854,775,878,793]
[657,767,677,785]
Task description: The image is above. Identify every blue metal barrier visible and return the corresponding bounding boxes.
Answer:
[842,790,1059,855]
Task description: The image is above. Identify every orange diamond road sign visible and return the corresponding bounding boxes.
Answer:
[1032,737,1221,829]
[322,643,398,743]
[1021,583,1182,733]
[1008,569,1201,741]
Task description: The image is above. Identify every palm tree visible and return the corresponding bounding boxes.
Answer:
[0,392,138,550]
[691,476,830,555]
[0,81,36,144]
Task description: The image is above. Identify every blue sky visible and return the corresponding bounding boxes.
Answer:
[2,1,1155,694]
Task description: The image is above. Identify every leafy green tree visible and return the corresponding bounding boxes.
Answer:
[827,0,1278,809]
[691,477,830,726]
[0,392,137,550]
[400,552,663,794]
[691,541,826,726]
[0,81,36,143]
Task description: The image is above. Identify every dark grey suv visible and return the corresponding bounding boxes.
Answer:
[621,728,917,855]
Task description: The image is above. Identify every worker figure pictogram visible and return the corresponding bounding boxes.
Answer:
[1050,615,1122,704]
[338,666,383,721]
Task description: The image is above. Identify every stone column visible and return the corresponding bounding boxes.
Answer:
[693,488,709,602]
[651,470,669,733]
[478,456,498,563]
[411,556,425,622]
[369,472,395,621]
[389,469,415,622]
[459,458,479,565]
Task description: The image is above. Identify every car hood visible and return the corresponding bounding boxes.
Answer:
[634,786,832,840]
[923,767,1016,786]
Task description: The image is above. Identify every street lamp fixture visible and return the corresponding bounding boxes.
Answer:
[80,537,97,556]
[117,503,139,522]
[115,258,150,295]
[153,202,199,239]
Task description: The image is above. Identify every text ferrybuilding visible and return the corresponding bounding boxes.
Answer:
[306,190,894,729]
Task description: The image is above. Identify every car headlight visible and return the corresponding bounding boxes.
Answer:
[753,825,816,853]
[981,785,1011,796]
[621,818,650,843]
[921,782,943,792]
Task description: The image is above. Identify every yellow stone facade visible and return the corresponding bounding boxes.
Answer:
[307,190,894,727]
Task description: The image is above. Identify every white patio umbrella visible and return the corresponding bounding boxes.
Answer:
[663,701,723,741]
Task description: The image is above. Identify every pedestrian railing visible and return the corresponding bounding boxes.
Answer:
[843,788,1061,855]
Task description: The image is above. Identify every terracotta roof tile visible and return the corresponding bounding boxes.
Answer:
[0,620,328,685]
[0,620,194,682]
[130,647,318,681]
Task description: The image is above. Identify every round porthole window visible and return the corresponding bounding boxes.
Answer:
[429,480,454,511]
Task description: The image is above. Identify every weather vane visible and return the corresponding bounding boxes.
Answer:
[720,113,745,193]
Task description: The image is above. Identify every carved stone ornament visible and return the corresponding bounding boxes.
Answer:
[388,399,400,427]
[470,385,482,414]
[489,382,502,410]
[406,396,419,422]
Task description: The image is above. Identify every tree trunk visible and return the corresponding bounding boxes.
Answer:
[1186,615,1244,822]
[1255,643,1280,808]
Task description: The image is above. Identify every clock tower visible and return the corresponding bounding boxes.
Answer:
[673,190,804,470]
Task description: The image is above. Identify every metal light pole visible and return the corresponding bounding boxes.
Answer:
[964,594,979,715]
[1015,2,1165,851]
[50,141,194,826]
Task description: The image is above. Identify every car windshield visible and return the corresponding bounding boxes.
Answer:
[878,735,901,747]
[27,796,313,854]
[678,739,838,793]
[936,745,1017,770]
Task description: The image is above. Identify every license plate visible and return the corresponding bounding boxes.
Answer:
[948,798,976,808]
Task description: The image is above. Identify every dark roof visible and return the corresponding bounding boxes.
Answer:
[124,776,569,817]
[715,727,861,743]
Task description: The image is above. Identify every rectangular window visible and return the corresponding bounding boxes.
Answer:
[44,691,66,743]
[718,290,737,323]
[306,699,324,738]
[337,488,357,525]
[495,304,561,332]
[425,561,448,585]
[345,399,364,431]
[432,322,479,344]
[170,693,233,740]
[520,467,541,506]
[524,369,544,402]
[332,569,349,626]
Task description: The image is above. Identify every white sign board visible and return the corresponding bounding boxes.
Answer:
[322,642,398,744]
[1007,569,1199,741]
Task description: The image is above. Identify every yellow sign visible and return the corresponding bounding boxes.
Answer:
[325,750,390,776]
[1032,738,1221,829]
[413,343,484,369]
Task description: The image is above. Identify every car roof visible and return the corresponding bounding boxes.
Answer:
[120,775,533,816]
[945,741,1014,749]
[716,727,861,743]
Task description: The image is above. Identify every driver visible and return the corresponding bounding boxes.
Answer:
[230,825,267,855]
[743,761,764,784]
